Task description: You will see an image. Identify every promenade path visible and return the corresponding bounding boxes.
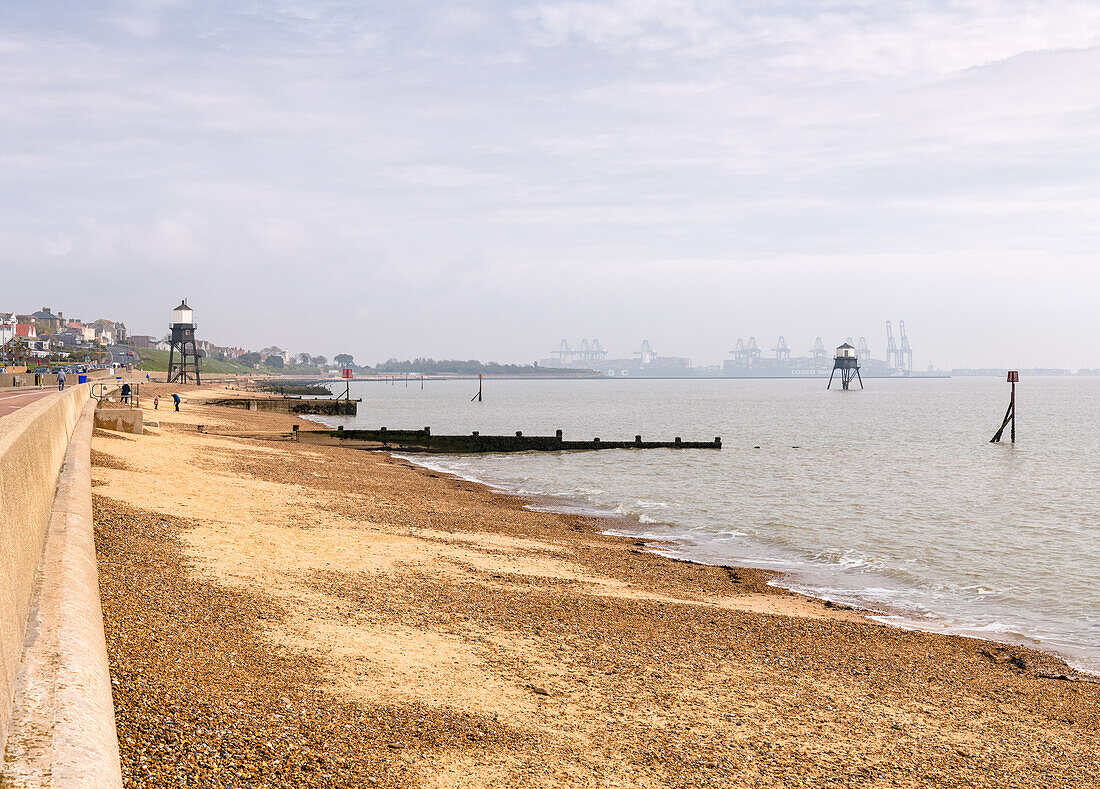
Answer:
[0,389,56,419]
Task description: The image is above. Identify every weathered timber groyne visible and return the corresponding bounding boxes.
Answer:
[289,427,721,453]
[199,396,358,416]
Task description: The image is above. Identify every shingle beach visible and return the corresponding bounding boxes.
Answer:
[92,383,1100,788]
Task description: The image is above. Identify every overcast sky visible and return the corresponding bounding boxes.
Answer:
[3,1,1099,369]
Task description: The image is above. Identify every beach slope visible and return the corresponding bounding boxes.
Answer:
[91,385,1099,788]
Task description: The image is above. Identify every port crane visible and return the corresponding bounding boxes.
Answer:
[634,340,656,365]
[810,337,828,366]
[552,339,608,365]
[772,336,791,360]
[898,321,913,372]
[885,322,899,369]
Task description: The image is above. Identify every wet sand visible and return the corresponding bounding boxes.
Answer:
[93,382,1100,787]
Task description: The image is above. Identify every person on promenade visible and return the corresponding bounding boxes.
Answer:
[172,393,181,412]
[120,382,131,404]
[57,369,66,391]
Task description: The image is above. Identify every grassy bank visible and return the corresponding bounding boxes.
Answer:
[134,348,257,375]
[135,348,330,377]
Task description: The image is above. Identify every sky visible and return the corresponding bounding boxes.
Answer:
[2,0,1099,370]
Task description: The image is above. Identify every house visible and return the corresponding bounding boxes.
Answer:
[260,346,291,363]
[91,320,116,345]
[15,323,37,339]
[51,333,81,349]
[130,334,158,349]
[31,308,64,333]
[0,317,16,346]
[91,318,128,345]
[66,321,96,343]
[27,339,50,358]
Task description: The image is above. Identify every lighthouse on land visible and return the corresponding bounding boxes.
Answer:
[827,342,862,390]
[167,299,201,384]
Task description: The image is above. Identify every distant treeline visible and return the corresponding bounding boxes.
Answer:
[371,358,591,375]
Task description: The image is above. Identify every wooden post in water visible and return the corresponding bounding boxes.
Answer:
[990,371,1018,443]
[471,374,483,402]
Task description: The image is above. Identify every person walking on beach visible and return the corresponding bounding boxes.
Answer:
[57,369,66,391]
[172,393,181,412]
[120,382,131,404]
[153,395,159,410]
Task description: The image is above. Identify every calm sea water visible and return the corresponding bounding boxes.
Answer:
[317,377,1099,673]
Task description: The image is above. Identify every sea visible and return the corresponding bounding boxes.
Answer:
[315,376,1099,674]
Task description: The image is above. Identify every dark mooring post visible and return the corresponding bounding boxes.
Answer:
[990,370,1018,443]
[470,373,483,402]
[827,342,862,390]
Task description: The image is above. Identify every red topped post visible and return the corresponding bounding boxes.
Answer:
[991,371,1018,443]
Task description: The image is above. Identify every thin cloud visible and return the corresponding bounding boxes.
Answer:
[0,1,1097,367]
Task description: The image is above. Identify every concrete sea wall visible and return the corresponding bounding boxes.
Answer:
[1,370,114,390]
[0,385,121,786]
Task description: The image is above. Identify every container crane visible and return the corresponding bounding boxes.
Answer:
[634,340,656,365]
[885,322,899,369]
[810,337,828,366]
[899,321,913,373]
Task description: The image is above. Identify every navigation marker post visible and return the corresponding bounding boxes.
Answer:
[471,374,483,403]
[341,367,352,400]
[990,371,1018,443]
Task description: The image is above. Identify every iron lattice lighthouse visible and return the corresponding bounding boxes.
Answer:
[827,342,862,390]
[167,299,201,384]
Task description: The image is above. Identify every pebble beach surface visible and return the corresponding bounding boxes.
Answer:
[92,382,1100,788]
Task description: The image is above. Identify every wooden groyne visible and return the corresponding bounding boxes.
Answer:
[292,427,721,453]
[198,397,358,416]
